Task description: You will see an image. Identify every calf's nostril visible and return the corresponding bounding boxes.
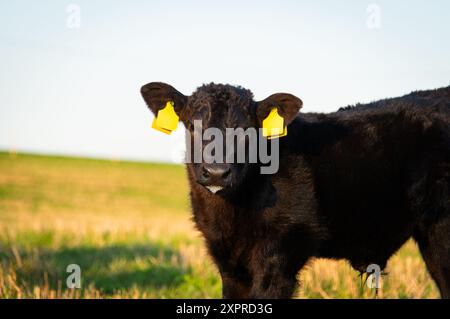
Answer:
[201,166,231,183]
[222,169,231,179]
[202,167,210,179]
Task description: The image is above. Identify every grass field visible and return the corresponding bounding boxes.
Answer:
[0,151,440,298]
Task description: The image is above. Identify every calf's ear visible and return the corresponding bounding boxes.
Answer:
[140,82,188,120]
[256,93,303,127]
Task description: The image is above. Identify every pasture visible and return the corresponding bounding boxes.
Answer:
[0,152,439,298]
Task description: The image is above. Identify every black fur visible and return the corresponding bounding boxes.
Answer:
[141,82,450,298]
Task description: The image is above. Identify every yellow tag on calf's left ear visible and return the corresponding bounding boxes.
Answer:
[267,125,287,140]
[151,101,179,134]
[262,108,287,139]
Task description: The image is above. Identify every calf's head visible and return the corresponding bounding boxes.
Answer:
[141,82,302,195]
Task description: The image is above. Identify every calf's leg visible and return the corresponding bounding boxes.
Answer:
[413,171,450,298]
[221,274,252,299]
[415,215,450,299]
[248,242,310,299]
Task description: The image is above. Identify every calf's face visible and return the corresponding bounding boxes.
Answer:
[141,82,302,195]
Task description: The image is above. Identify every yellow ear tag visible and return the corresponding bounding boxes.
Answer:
[262,108,287,139]
[151,101,179,135]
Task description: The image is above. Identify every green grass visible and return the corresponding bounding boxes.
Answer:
[0,151,440,298]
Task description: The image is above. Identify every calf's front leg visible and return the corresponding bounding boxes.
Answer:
[221,274,252,299]
[248,243,310,299]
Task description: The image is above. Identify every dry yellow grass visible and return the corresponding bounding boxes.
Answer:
[0,152,440,298]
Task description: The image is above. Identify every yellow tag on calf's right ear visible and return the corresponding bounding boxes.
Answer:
[262,108,287,139]
[151,120,173,134]
[151,101,179,134]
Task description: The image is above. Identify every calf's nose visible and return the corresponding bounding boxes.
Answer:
[200,164,231,185]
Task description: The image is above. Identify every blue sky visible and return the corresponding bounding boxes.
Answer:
[0,0,449,162]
